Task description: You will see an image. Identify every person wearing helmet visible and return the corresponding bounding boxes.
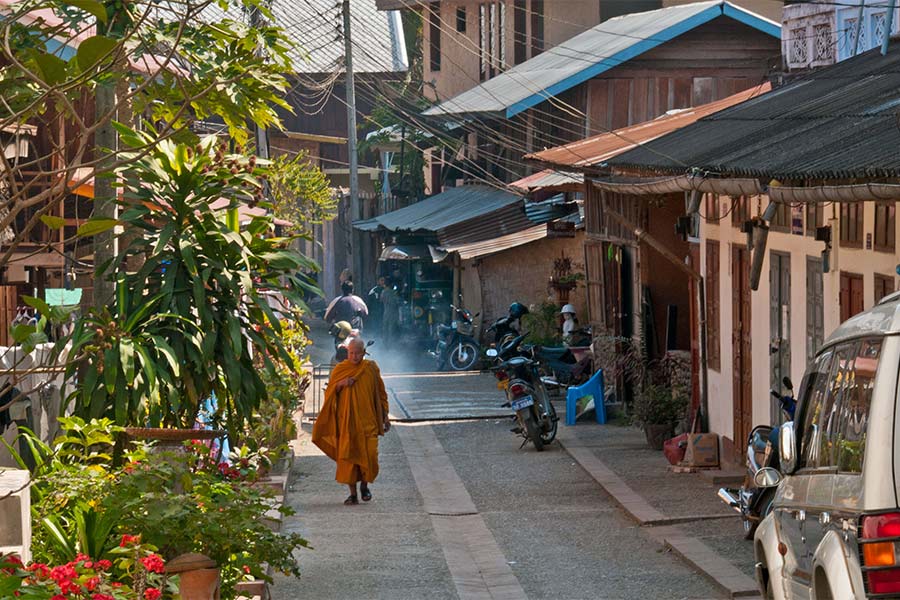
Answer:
[508,302,529,320]
[561,304,578,341]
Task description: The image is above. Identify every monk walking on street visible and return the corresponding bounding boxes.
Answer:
[313,337,391,505]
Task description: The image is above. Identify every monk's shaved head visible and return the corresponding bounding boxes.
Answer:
[347,337,366,364]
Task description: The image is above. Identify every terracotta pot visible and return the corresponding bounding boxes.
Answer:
[165,553,220,600]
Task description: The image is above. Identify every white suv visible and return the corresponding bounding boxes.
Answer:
[755,293,900,599]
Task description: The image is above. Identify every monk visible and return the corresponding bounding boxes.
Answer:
[312,337,391,505]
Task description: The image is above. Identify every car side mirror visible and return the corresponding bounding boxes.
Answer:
[779,421,798,474]
[486,348,498,358]
[753,466,783,488]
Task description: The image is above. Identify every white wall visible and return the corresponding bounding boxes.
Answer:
[702,197,900,445]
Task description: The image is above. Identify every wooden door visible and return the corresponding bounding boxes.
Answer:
[806,257,824,362]
[602,242,623,337]
[0,286,18,346]
[769,252,791,424]
[732,245,752,454]
[839,271,864,323]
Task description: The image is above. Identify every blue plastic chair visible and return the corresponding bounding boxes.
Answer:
[565,369,606,426]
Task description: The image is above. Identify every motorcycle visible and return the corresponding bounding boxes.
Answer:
[528,327,593,390]
[430,304,481,371]
[329,321,376,364]
[486,334,559,451]
[717,376,796,539]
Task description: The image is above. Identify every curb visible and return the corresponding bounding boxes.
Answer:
[556,426,759,600]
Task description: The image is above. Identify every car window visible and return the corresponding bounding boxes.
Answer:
[832,339,881,472]
[799,349,834,468]
[812,343,856,469]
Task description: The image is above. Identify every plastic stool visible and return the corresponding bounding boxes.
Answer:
[565,369,606,426]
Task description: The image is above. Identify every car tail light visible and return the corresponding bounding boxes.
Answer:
[509,383,528,397]
[861,513,900,594]
[494,370,508,381]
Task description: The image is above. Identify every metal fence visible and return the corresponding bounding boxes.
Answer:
[307,363,333,419]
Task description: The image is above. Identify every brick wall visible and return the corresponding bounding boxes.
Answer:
[461,232,588,333]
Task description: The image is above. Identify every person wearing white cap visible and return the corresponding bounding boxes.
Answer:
[560,304,578,341]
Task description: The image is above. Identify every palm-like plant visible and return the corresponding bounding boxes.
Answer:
[65,126,316,436]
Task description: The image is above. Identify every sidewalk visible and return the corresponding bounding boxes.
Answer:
[556,416,761,599]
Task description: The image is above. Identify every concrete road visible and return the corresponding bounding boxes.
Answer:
[273,363,726,600]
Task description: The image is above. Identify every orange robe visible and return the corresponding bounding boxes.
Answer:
[312,359,389,484]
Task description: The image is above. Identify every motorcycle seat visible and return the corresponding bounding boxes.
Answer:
[437,324,454,334]
[538,346,575,362]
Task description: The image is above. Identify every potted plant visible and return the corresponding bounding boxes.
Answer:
[630,352,691,450]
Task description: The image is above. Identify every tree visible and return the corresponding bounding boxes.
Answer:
[0,0,311,432]
[268,151,337,238]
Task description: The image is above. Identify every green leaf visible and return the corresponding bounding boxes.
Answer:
[77,218,118,237]
[21,295,51,317]
[39,214,66,229]
[10,323,34,344]
[62,0,108,23]
[76,35,117,72]
[33,53,68,85]
[120,338,135,385]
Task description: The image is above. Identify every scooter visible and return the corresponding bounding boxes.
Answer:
[487,334,559,451]
[430,304,481,371]
[717,376,795,539]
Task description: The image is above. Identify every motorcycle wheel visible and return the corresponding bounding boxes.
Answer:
[743,488,776,540]
[540,402,559,444]
[449,341,479,371]
[523,411,544,451]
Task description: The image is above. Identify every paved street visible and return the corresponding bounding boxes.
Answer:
[273,337,756,599]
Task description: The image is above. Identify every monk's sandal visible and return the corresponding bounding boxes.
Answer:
[344,495,359,505]
[361,487,372,502]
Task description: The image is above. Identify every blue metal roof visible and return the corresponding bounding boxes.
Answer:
[424,1,779,119]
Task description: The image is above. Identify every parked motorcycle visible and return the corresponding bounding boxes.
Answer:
[487,334,559,451]
[486,301,529,347]
[717,377,796,539]
[431,304,481,371]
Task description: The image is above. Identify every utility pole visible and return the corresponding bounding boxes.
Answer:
[342,0,360,285]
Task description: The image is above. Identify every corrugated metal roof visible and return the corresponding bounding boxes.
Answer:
[608,44,900,180]
[526,83,771,169]
[202,0,407,74]
[439,223,550,260]
[510,169,584,192]
[352,184,525,235]
[524,196,580,224]
[423,1,779,119]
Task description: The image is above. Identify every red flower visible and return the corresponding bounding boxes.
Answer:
[242,565,251,574]
[74,553,90,563]
[49,564,77,583]
[144,587,162,600]
[26,563,50,579]
[140,554,166,574]
[92,594,115,600]
[51,595,66,600]
[96,560,112,571]
[85,576,100,591]
[120,534,141,547]
[111,582,123,589]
